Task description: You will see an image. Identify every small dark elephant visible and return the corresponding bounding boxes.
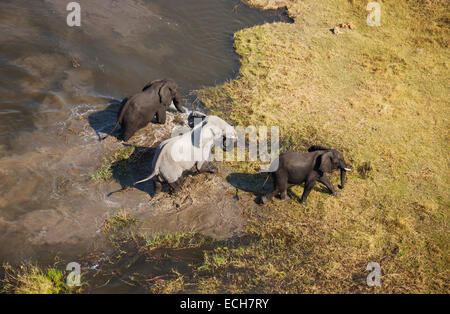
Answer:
[261,145,351,205]
[102,79,185,141]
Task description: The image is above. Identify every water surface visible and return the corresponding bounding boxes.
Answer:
[0,0,289,264]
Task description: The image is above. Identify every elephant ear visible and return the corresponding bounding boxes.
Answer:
[142,79,162,92]
[316,151,333,174]
[208,124,222,140]
[188,111,207,128]
[158,82,174,107]
[200,120,222,142]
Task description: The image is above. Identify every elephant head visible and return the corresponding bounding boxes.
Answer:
[201,116,237,151]
[143,79,185,113]
[188,111,207,128]
[310,145,351,189]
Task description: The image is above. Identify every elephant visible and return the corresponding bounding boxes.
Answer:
[102,79,185,141]
[261,145,351,205]
[132,115,237,194]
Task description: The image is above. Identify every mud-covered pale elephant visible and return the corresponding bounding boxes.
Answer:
[103,79,185,141]
[261,145,351,205]
[133,115,237,194]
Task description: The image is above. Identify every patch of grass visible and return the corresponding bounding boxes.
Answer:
[91,146,136,182]
[103,209,138,233]
[1,263,82,294]
[143,232,213,251]
[194,0,449,293]
[151,271,185,294]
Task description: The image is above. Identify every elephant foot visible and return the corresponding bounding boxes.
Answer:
[153,180,162,195]
[199,162,218,174]
[169,185,180,195]
[260,196,268,205]
[300,200,308,205]
[338,185,344,189]
[169,177,185,195]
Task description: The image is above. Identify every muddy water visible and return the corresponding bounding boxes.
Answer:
[0,0,288,265]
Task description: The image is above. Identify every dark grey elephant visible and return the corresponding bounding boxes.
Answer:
[102,79,185,141]
[261,145,351,205]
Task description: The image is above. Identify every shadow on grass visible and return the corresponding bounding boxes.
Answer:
[227,172,335,204]
[226,172,273,204]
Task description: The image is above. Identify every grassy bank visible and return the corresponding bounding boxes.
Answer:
[194,0,449,293]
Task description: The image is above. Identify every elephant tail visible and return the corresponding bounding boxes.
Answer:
[261,173,272,189]
[102,97,130,141]
[133,170,158,185]
[133,138,170,185]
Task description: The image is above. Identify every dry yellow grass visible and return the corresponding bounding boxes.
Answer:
[196,0,449,293]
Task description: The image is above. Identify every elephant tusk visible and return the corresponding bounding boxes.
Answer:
[344,168,352,171]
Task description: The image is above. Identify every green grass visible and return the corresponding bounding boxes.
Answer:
[193,0,449,293]
[151,271,185,294]
[103,209,138,233]
[91,146,136,182]
[1,263,83,294]
[144,232,212,250]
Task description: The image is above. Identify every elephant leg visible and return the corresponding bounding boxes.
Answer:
[168,182,179,194]
[281,183,296,200]
[278,180,290,200]
[261,173,283,204]
[317,175,338,196]
[198,161,218,174]
[300,179,316,204]
[261,189,278,204]
[169,176,185,194]
[153,179,162,195]
[156,107,166,124]
[122,125,136,141]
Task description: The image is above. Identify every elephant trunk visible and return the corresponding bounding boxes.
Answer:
[339,168,346,189]
[173,91,184,113]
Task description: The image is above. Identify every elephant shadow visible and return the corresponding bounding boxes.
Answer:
[226,172,274,203]
[226,172,335,204]
[88,98,124,141]
[88,98,174,142]
[109,144,163,197]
